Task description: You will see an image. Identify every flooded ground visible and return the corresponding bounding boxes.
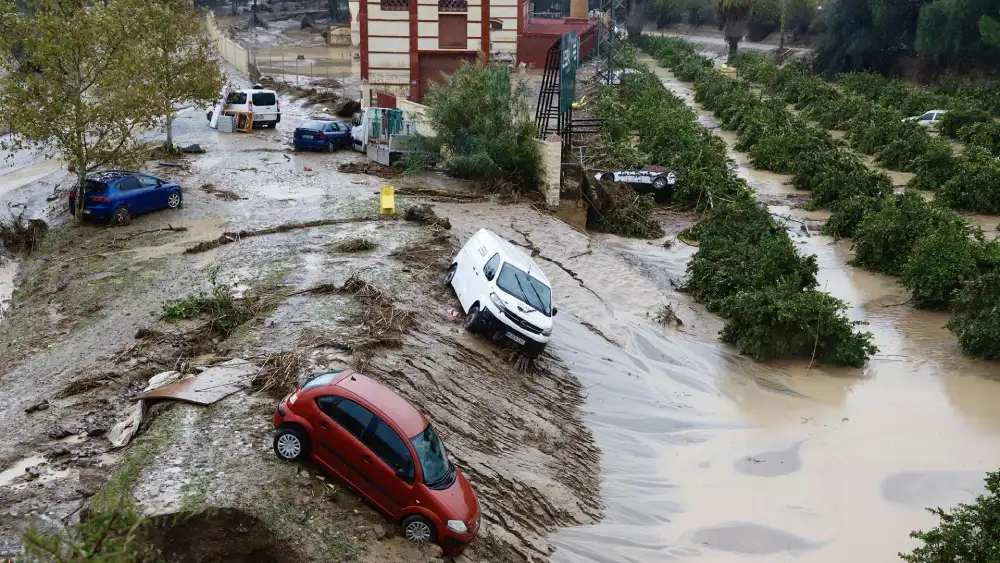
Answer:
[521,52,1000,563]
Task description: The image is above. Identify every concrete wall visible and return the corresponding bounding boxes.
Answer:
[398,99,436,136]
[206,13,249,76]
[536,135,561,207]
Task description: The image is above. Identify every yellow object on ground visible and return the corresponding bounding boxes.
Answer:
[572,95,588,111]
[380,185,395,215]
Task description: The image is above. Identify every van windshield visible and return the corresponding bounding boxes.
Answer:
[496,263,552,317]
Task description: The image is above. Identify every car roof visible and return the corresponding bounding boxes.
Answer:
[336,370,428,437]
[87,171,131,183]
[240,88,277,94]
[473,228,551,286]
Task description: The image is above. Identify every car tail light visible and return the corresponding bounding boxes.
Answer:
[276,99,280,112]
[90,196,110,202]
[316,133,326,140]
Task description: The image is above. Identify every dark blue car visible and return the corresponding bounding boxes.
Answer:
[70,171,183,225]
[293,119,351,152]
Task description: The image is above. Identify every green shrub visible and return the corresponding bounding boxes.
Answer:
[845,106,923,158]
[822,194,886,239]
[900,470,1000,562]
[851,192,960,275]
[801,95,865,130]
[717,286,876,366]
[590,191,665,239]
[937,146,1000,213]
[957,121,1000,155]
[939,108,993,138]
[794,149,892,209]
[874,133,933,172]
[900,220,983,309]
[685,199,818,309]
[423,60,539,189]
[947,271,1000,359]
[906,139,958,192]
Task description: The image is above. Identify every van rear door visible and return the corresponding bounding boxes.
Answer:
[250,91,279,123]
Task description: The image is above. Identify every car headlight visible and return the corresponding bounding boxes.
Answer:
[447,520,468,534]
[542,327,552,336]
[489,292,506,312]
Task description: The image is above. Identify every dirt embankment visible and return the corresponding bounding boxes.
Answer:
[0,171,601,562]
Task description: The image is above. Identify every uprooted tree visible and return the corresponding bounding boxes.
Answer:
[0,0,221,219]
[416,59,540,190]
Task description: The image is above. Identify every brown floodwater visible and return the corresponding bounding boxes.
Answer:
[480,55,1000,563]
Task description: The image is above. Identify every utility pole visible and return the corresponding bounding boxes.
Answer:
[779,0,787,51]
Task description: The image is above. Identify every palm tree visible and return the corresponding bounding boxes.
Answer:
[718,0,753,60]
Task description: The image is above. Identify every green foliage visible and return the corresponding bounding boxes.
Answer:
[947,271,1000,359]
[162,273,271,335]
[939,108,993,138]
[423,60,539,189]
[851,192,963,275]
[981,10,1000,47]
[795,149,893,209]
[917,0,1000,66]
[685,199,818,310]
[900,220,984,309]
[21,502,160,563]
[812,0,922,76]
[937,146,1000,213]
[900,470,1000,562]
[717,286,876,366]
[906,139,958,192]
[590,191,666,239]
[822,194,885,239]
[957,121,1000,155]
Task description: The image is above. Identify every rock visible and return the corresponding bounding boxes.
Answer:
[76,469,104,496]
[85,424,107,438]
[300,14,314,28]
[373,523,386,538]
[47,426,71,440]
[44,447,70,460]
[24,400,49,414]
[24,466,41,480]
[296,511,308,523]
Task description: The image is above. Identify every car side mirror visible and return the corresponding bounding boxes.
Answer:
[552,307,558,316]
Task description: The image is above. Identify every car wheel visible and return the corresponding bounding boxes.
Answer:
[167,191,182,209]
[401,515,436,544]
[464,304,481,333]
[327,141,337,153]
[443,263,457,285]
[652,177,668,190]
[273,427,310,462]
[112,206,131,226]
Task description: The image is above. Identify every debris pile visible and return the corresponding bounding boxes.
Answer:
[341,275,413,353]
[0,206,47,254]
[403,203,452,230]
[200,183,243,201]
[338,160,396,178]
[332,237,376,252]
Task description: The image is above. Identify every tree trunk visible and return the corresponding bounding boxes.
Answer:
[165,112,174,152]
[231,0,237,15]
[728,37,739,58]
[73,162,86,223]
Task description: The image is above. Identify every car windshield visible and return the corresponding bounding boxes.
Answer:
[410,424,451,486]
[496,263,552,316]
[301,370,344,391]
[301,120,330,131]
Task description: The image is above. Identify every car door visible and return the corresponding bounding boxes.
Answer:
[136,174,166,210]
[116,176,145,213]
[313,396,395,513]
[359,417,416,516]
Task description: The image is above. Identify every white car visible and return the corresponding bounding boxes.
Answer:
[904,110,947,129]
[594,165,677,202]
[610,68,640,85]
[206,85,281,128]
[444,228,556,358]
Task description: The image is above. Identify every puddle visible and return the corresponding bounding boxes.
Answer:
[0,454,69,489]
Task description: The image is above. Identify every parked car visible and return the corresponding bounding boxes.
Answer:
[904,110,947,129]
[205,85,281,128]
[69,171,182,225]
[594,165,677,203]
[445,228,556,357]
[293,119,352,151]
[272,369,480,555]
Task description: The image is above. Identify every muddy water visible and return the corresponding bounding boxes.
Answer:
[475,56,1000,562]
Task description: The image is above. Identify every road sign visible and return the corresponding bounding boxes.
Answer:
[559,30,580,112]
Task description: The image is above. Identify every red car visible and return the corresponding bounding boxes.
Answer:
[272,369,480,554]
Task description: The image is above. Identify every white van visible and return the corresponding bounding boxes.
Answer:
[206,85,281,128]
[445,229,556,357]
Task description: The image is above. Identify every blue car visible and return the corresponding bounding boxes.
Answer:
[293,119,352,152]
[70,171,183,225]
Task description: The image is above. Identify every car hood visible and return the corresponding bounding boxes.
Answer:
[430,466,480,523]
[495,291,553,329]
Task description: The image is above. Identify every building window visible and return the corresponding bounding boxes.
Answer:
[381,0,408,11]
[439,13,468,48]
[438,0,467,12]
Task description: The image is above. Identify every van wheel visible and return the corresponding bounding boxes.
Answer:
[401,515,436,543]
[443,263,457,285]
[464,304,481,333]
